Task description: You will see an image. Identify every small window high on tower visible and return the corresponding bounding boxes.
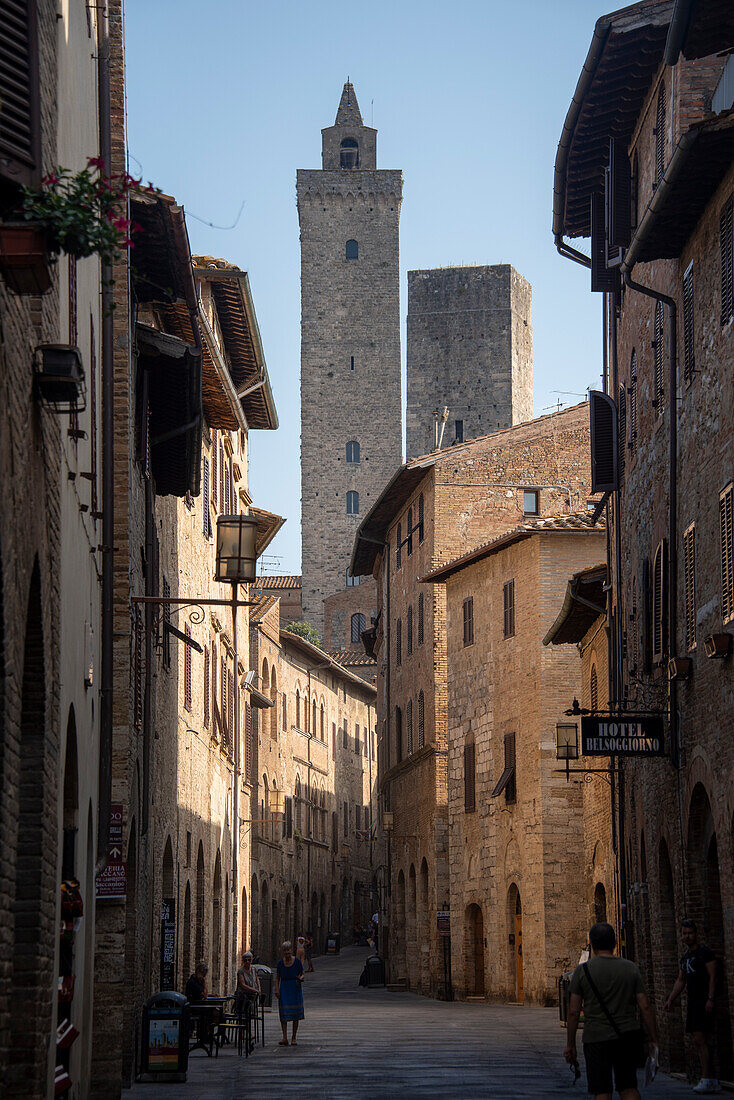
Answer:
[340,138,359,169]
[346,491,359,515]
[346,239,359,261]
[346,441,360,464]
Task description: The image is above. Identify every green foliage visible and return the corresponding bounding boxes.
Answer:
[282,620,322,648]
[20,159,159,263]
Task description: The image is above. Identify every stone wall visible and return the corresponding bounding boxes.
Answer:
[323,578,377,653]
[406,265,533,458]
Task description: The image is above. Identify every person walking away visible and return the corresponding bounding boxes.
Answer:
[565,922,657,1100]
[296,936,307,966]
[276,941,304,1045]
[663,919,719,1094]
[305,932,315,973]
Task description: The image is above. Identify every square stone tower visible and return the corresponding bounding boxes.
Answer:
[298,82,403,635]
[406,265,533,458]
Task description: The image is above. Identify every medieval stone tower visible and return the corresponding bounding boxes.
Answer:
[298,82,403,636]
[406,265,534,458]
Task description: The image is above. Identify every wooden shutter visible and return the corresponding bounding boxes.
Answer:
[221,655,227,742]
[211,432,218,509]
[355,723,360,755]
[212,642,218,738]
[203,645,210,728]
[607,138,631,249]
[0,0,40,184]
[184,625,192,712]
[652,540,668,661]
[228,670,234,752]
[720,484,734,623]
[720,195,733,326]
[683,264,695,384]
[418,493,425,543]
[418,592,424,645]
[655,83,666,187]
[418,691,425,749]
[463,597,474,646]
[406,700,413,755]
[683,525,696,651]
[590,192,619,293]
[396,618,402,665]
[618,385,626,480]
[407,606,413,654]
[332,722,336,760]
[133,607,144,729]
[396,523,402,570]
[653,301,665,411]
[590,665,598,712]
[504,733,516,804]
[202,458,211,537]
[395,706,402,762]
[503,581,515,638]
[629,352,638,455]
[589,390,618,492]
[407,507,413,556]
[286,796,293,838]
[464,739,476,812]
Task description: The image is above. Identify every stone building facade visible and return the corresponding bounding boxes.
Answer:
[406,265,534,458]
[0,2,104,1096]
[350,404,597,995]
[248,598,380,960]
[426,520,605,1004]
[298,82,402,636]
[554,0,734,1078]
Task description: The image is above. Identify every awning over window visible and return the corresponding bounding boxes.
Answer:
[491,765,515,799]
[136,322,202,498]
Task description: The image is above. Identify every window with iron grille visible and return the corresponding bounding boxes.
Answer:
[590,664,598,712]
[396,618,402,665]
[418,691,425,749]
[720,483,734,623]
[407,507,413,556]
[395,706,403,762]
[683,524,696,650]
[184,625,192,712]
[407,699,413,755]
[203,645,210,728]
[721,194,733,326]
[396,523,402,571]
[618,385,626,480]
[653,539,668,662]
[418,493,425,543]
[503,580,515,638]
[407,605,413,655]
[653,300,665,412]
[351,612,366,643]
[629,351,638,454]
[654,83,666,187]
[683,263,695,384]
[464,734,476,812]
[463,597,474,646]
[418,592,424,645]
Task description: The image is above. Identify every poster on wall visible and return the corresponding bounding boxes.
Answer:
[148,1017,180,1068]
[96,804,126,900]
[160,898,176,990]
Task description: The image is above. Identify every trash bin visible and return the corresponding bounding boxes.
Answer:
[558,972,573,1026]
[253,964,273,1009]
[365,954,386,988]
[326,932,341,954]
[139,991,189,1082]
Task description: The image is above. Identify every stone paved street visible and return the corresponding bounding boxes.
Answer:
[131,947,693,1098]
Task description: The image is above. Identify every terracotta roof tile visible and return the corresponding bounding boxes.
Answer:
[254,575,302,590]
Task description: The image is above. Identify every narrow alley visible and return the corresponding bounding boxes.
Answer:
[131,948,692,1098]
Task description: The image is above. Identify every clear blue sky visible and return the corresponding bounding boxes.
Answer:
[124,0,609,575]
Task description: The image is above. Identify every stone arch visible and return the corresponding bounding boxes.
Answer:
[657,838,685,1067]
[9,559,49,1090]
[212,850,222,992]
[224,873,230,993]
[507,883,523,1003]
[593,881,607,923]
[419,858,430,992]
[162,836,174,898]
[395,869,407,982]
[465,903,485,996]
[196,841,205,964]
[182,880,192,984]
[250,874,259,954]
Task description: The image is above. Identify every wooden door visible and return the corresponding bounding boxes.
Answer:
[514,910,524,1003]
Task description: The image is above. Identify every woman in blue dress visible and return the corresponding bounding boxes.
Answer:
[275,940,304,1045]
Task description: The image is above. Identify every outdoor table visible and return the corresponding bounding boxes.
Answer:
[187,1003,223,1058]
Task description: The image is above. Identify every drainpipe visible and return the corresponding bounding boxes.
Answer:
[96,0,113,873]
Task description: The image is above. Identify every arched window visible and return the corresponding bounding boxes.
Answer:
[346,491,359,515]
[345,239,358,261]
[346,440,360,464]
[340,137,359,169]
[312,698,317,736]
[320,702,325,741]
[351,612,366,644]
[295,688,300,729]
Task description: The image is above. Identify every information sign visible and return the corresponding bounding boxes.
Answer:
[160,898,176,990]
[581,716,665,757]
[96,804,126,900]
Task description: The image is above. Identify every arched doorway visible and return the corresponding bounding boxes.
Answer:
[241,885,248,954]
[688,784,732,1077]
[594,882,607,924]
[508,884,523,1003]
[195,842,205,964]
[212,852,222,992]
[658,839,685,1068]
[395,871,407,980]
[250,875,259,955]
[639,832,655,999]
[465,903,485,995]
[182,882,192,985]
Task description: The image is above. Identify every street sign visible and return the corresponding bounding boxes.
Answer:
[581,716,665,757]
[160,898,176,990]
[437,910,450,937]
[96,804,126,900]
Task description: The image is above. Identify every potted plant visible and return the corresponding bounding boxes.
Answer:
[0,158,155,295]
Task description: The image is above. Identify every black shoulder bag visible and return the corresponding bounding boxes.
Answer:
[582,963,647,1069]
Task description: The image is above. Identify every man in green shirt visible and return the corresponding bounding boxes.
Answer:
[564,922,658,1100]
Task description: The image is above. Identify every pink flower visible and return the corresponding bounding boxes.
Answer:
[87,155,106,170]
[41,172,60,186]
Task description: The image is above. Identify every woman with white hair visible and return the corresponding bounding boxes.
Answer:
[234,951,261,1016]
[275,940,304,1045]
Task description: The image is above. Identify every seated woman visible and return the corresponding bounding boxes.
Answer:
[275,941,304,1046]
[234,951,261,1016]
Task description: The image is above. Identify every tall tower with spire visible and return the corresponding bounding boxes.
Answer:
[297,82,403,638]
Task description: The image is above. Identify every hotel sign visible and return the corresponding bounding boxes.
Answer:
[581,716,665,757]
